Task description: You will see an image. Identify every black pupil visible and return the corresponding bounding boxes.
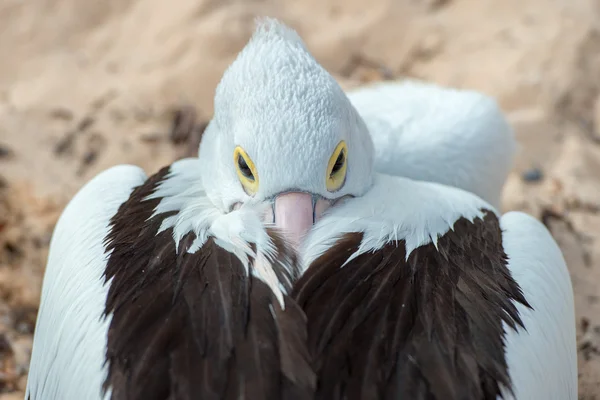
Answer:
[238,155,254,180]
[331,150,345,175]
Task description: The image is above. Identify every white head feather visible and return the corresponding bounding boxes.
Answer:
[199,18,374,212]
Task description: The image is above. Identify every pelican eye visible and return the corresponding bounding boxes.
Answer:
[326,140,348,192]
[237,154,254,180]
[233,146,259,195]
[331,151,345,175]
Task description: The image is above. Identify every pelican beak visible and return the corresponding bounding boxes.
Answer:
[267,192,332,251]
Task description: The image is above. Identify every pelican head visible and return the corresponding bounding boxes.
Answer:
[199,18,374,249]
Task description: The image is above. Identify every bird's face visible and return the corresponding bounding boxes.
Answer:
[199,20,374,250]
[227,120,361,250]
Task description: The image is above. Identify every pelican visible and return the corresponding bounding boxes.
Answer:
[26,18,576,400]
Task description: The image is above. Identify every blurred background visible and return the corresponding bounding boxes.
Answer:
[0,0,599,398]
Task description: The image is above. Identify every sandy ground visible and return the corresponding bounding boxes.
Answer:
[1,0,599,398]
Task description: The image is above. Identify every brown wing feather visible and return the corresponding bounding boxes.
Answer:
[102,166,315,400]
[292,211,530,400]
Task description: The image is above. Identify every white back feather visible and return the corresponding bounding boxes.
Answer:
[347,80,516,209]
[26,165,148,400]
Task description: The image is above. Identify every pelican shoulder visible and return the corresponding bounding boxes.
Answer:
[296,174,576,400]
[302,173,492,267]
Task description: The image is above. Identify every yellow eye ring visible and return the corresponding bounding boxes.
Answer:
[326,140,347,192]
[233,146,259,195]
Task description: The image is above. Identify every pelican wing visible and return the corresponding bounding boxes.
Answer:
[26,165,148,400]
[27,160,314,400]
[499,212,577,400]
[347,80,516,208]
[296,174,576,400]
